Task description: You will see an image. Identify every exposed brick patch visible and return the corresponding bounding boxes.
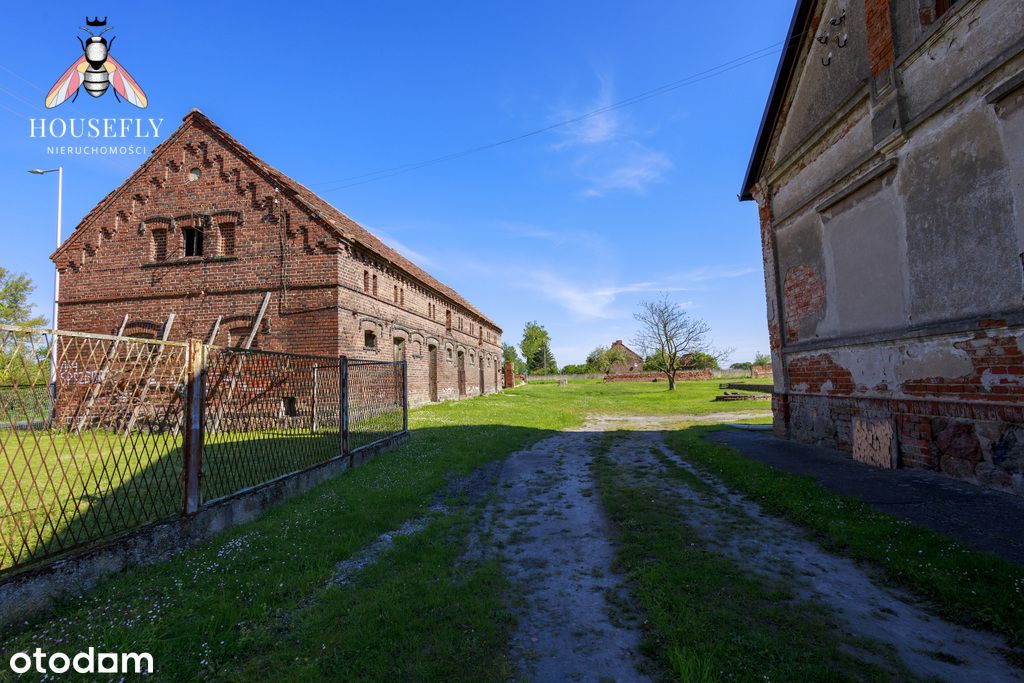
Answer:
[787,354,854,395]
[783,266,824,342]
[902,334,1024,400]
[865,0,895,77]
[783,392,1024,494]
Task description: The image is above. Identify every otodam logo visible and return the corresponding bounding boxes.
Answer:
[31,17,163,155]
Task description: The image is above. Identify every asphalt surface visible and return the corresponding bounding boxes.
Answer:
[708,429,1024,565]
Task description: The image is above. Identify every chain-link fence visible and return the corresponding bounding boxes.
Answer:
[0,324,407,576]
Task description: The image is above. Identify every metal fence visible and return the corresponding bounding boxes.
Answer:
[0,324,407,576]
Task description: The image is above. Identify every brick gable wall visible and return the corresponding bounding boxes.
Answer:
[55,113,502,407]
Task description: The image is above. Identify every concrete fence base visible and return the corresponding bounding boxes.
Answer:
[0,433,408,630]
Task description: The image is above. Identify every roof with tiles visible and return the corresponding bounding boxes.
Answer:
[52,109,501,332]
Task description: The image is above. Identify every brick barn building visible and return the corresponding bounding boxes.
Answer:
[608,340,644,374]
[741,0,1024,493]
[52,110,503,406]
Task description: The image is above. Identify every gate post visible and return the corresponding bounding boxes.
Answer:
[402,359,409,434]
[339,355,350,459]
[182,339,205,515]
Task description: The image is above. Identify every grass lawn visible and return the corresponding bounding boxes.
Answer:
[1,408,405,573]
[0,379,760,680]
[4,379,1020,679]
[591,434,908,681]
[665,426,1024,652]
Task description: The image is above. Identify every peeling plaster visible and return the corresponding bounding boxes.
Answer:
[897,345,975,383]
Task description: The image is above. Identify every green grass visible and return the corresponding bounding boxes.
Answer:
[666,425,1024,652]
[0,411,404,572]
[0,380,761,681]
[591,449,904,681]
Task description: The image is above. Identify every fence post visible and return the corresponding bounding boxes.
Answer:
[311,363,319,434]
[339,355,349,459]
[402,359,408,434]
[182,339,205,515]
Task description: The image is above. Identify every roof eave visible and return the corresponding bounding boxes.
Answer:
[739,0,817,201]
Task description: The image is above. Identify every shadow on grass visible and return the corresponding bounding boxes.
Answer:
[6,413,406,574]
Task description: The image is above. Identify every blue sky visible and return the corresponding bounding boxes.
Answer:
[2,1,794,365]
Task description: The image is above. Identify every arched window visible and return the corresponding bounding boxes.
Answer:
[364,330,377,348]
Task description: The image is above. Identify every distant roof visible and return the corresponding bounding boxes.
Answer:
[53,109,501,331]
[739,0,816,201]
[610,339,642,358]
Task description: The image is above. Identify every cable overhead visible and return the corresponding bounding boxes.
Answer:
[313,40,790,193]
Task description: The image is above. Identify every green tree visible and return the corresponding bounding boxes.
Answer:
[560,363,589,374]
[502,343,525,374]
[520,322,556,374]
[584,346,627,373]
[730,361,753,370]
[632,296,728,391]
[0,269,49,385]
[684,352,721,370]
[0,268,47,327]
[753,352,772,367]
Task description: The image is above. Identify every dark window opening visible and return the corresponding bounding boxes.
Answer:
[446,310,452,332]
[394,337,406,362]
[183,226,204,257]
[372,274,378,296]
[393,285,398,303]
[400,288,405,307]
[219,222,236,256]
[152,228,168,261]
[283,396,298,417]
[364,330,377,348]
[363,270,369,292]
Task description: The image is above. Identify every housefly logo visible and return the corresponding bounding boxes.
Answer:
[45,17,147,108]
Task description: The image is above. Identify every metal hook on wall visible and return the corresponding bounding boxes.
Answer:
[830,9,846,26]
[822,51,833,67]
[816,32,830,44]
[837,33,848,48]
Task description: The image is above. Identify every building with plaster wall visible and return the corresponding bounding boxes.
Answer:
[52,110,503,407]
[741,0,1024,492]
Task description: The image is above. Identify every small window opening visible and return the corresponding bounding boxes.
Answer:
[393,285,398,303]
[363,270,369,292]
[183,226,204,257]
[446,310,452,332]
[364,330,377,348]
[400,288,405,307]
[372,274,378,296]
[282,396,298,417]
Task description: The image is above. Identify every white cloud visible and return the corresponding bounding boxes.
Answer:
[577,143,673,198]
[551,76,672,197]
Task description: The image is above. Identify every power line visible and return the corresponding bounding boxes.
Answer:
[313,41,787,194]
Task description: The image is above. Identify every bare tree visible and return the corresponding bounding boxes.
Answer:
[632,296,729,391]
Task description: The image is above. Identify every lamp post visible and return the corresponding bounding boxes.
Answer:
[28,167,63,406]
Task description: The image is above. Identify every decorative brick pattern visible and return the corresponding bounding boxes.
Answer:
[52,111,503,408]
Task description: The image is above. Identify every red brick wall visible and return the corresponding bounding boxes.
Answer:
[782,266,825,342]
[55,115,502,408]
[865,0,895,77]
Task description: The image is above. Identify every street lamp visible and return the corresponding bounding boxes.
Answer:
[28,167,63,408]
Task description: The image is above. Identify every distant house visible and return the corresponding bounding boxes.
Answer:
[608,340,644,374]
